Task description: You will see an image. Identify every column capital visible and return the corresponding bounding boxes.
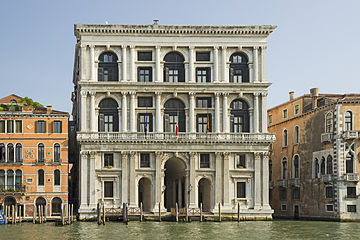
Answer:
[121,45,127,49]
[222,92,229,97]
[237,46,243,51]
[80,90,87,97]
[80,150,88,157]
[213,46,219,50]
[254,92,261,97]
[129,45,135,49]
[89,45,95,49]
[238,92,243,97]
[173,92,178,97]
[106,44,110,50]
[89,151,96,158]
[222,46,227,50]
[189,152,197,159]
[215,152,222,157]
[129,91,136,96]
[261,92,268,97]
[121,151,129,156]
[253,46,259,50]
[222,152,230,158]
[215,92,221,97]
[262,152,270,158]
[189,46,195,50]
[254,152,262,159]
[80,44,87,48]
[155,91,162,96]
[189,92,196,96]
[121,91,128,96]
[261,45,267,50]
[155,45,161,49]
[89,91,96,96]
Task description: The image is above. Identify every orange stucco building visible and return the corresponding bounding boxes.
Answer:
[0,94,70,219]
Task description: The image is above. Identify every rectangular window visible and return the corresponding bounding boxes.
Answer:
[104,181,114,198]
[279,187,287,200]
[138,51,152,61]
[200,154,210,168]
[168,69,179,82]
[196,97,212,108]
[294,105,300,115]
[196,52,210,61]
[281,204,287,211]
[326,204,334,212]
[292,187,300,200]
[138,67,152,82]
[236,182,246,198]
[140,153,150,168]
[347,205,356,212]
[325,186,333,198]
[7,120,14,133]
[104,115,113,132]
[0,120,5,133]
[347,187,356,198]
[104,154,114,168]
[196,68,211,83]
[168,115,177,133]
[35,120,46,133]
[15,120,22,133]
[196,114,211,133]
[138,114,153,133]
[138,97,153,107]
[235,154,246,168]
[231,115,244,133]
[283,109,288,118]
[53,121,62,133]
[269,115,272,124]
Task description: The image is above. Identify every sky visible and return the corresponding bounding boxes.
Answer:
[1,0,359,114]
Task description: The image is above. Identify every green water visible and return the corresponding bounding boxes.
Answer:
[0,221,359,240]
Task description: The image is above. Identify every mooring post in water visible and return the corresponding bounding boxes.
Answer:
[71,204,74,223]
[102,203,106,225]
[218,203,221,222]
[19,205,22,223]
[40,205,43,224]
[32,204,35,224]
[12,205,15,224]
[4,205,7,225]
[44,204,47,223]
[62,204,65,226]
[200,203,203,222]
[175,202,178,222]
[237,202,240,222]
[140,202,143,222]
[185,205,189,222]
[159,202,161,222]
[67,203,70,224]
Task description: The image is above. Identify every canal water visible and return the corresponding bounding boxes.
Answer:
[0,221,359,240]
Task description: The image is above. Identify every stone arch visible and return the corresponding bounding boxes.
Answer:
[138,177,152,212]
[198,177,212,212]
[95,94,121,108]
[227,49,253,63]
[51,197,62,216]
[35,196,47,216]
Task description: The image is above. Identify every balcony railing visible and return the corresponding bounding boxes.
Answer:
[343,131,359,140]
[77,132,276,143]
[0,161,23,165]
[322,174,333,183]
[0,184,26,194]
[345,173,359,182]
[277,179,287,188]
[289,178,300,187]
[321,133,333,143]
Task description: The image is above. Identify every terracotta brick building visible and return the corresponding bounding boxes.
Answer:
[0,94,70,219]
[268,88,360,221]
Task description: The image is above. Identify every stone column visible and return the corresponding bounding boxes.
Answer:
[254,152,262,209]
[222,46,227,82]
[222,93,229,133]
[261,46,267,82]
[253,93,259,133]
[155,46,161,82]
[89,91,96,132]
[80,90,87,132]
[80,44,87,80]
[121,152,128,204]
[189,152,196,208]
[188,46,195,83]
[80,151,88,208]
[261,92,268,133]
[262,152,271,210]
[185,172,189,207]
[129,92,136,132]
[223,152,230,207]
[215,153,222,206]
[189,92,195,133]
[129,152,136,206]
[154,152,162,210]
[213,46,219,83]
[249,108,254,133]
[121,92,128,132]
[122,45,127,82]
[215,93,220,133]
[178,179,182,206]
[89,151,96,207]
[253,47,259,83]
[155,92,162,132]
[129,45,135,82]
[89,45,95,81]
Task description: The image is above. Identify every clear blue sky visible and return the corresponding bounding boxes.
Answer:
[1,0,359,114]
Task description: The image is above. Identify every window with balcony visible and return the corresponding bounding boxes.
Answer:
[200,154,210,168]
[53,121,62,133]
[54,143,60,163]
[279,187,287,200]
[164,99,186,133]
[196,52,210,61]
[229,53,249,83]
[325,112,333,133]
[164,52,185,82]
[138,114,153,133]
[54,170,60,186]
[104,181,114,198]
[38,169,44,186]
[7,143,14,163]
[196,97,211,108]
[325,186,333,198]
[138,51,152,61]
[326,155,333,174]
[230,99,249,133]
[235,154,246,169]
[15,170,22,189]
[98,98,119,132]
[346,153,354,173]
[140,153,150,168]
[196,114,211,133]
[236,182,246,198]
[98,52,118,82]
[344,111,353,131]
[293,155,299,179]
[35,120,46,133]
[138,67,152,82]
[196,68,211,83]
[347,187,356,198]
[283,129,288,147]
[38,143,45,163]
[104,154,114,168]
[294,126,299,144]
[138,97,153,107]
[7,170,14,190]
[281,158,287,180]
[15,143,22,163]
[0,121,4,133]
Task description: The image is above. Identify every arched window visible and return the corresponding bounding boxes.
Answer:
[0,170,5,190]
[7,143,14,163]
[345,111,353,131]
[98,98,119,132]
[38,143,44,163]
[283,130,288,147]
[346,152,354,173]
[54,143,60,163]
[229,53,249,83]
[7,170,14,189]
[269,160,272,182]
[15,143,22,163]
[325,112,333,133]
[314,158,319,178]
[98,52,118,81]
[230,99,249,133]
[326,155,333,174]
[164,99,186,132]
[54,170,60,186]
[320,157,326,176]
[36,197,46,216]
[293,155,299,179]
[281,158,287,180]
[163,52,185,82]
[0,144,5,162]
[294,126,299,144]
[38,169,44,186]
[15,170,22,190]
[51,197,62,216]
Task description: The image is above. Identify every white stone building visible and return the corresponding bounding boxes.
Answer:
[72,22,276,220]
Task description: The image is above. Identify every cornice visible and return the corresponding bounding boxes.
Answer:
[74,24,277,38]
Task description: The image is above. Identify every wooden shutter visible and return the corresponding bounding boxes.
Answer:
[99,114,105,131]
[164,67,169,82]
[207,68,211,82]
[137,114,141,132]
[208,114,212,132]
[196,115,199,132]
[35,121,38,133]
[98,68,104,81]
[229,68,234,83]
[230,115,234,132]
[164,114,170,132]
[149,114,153,132]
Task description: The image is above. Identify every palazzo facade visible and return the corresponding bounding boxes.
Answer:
[72,23,276,219]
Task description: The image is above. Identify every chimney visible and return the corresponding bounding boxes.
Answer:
[289,91,294,101]
[46,105,52,114]
[310,88,319,109]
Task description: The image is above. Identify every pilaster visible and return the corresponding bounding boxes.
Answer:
[222,93,229,133]
[89,91,96,132]
[121,152,128,204]
[221,46,227,82]
[189,92,195,133]
[189,152,197,208]
[253,46,259,83]
[155,46,161,82]
[215,92,221,133]
[253,93,260,133]
[121,45,127,82]
[121,92,128,132]
[129,45,135,82]
[261,92,268,133]
[254,152,262,209]
[213,46,219,83]
[129,92,136,132]
[89,45,95,81]
[188,46,195,83]
[261,46,267,82]
[155,92,162,132]
[80,90,88,132]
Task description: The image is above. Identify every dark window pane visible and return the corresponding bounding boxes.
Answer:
[138,97,153,107]
[348,205,356,212]
[15,120,22,133]
[196,52,210,61]
[104,181,114,198]
[54,170,60,185]
[38,170,44,186]
[0,121,5,133]
[138,52,152,61]
[200,154,210,168]
[53,121,62,133]
[196,68,211,83]
[104,154,114,167]
[35,121,46,133]
[236,155,246,168]
[237,182,246,198]
[196,97,212,108]
[347,187,356,198]
[138,67,152,82]
[140,153,150,168]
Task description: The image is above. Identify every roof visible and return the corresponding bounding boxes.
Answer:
[0,94,22,104]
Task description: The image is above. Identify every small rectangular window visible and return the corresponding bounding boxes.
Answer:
[235,154,246,168]
[138,97,153,107]
[15,120,22,133]
[7,120,14,133]
[104,181,114,198]
[196,97,212,108]
[326,204,334,212]
[196,68,211,83]
[200,154,210,168]
[140,153,150,168]
[281,204,287,211]
[138,67,152,82]
[279,187,287,200]
[0,120,5,133]
[325,186,333,198]
[283,109,288,118]
[196,114,211,133]
[35,120,46,133]
[138,51,152,61]
[294,105,300,115]
[53,121,62,133]
[347,205,356,212]
[236,182,246,198]
[347,187,356,198]
[269,115,272,124]
[196,52,210,61]
[104,154,114,168]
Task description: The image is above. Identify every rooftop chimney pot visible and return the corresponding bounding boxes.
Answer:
[289,91,294,101]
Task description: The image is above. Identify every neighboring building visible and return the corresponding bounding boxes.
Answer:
[0,95,70,219]
[72,22,276,220]
[268,88,360,221]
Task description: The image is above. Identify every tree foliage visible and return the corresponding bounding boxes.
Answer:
[18,97,44,109]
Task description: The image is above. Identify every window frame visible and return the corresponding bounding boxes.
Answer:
[196,114,212,133]
[236,182,246,198]
[344,111,353,131]
[196,67,211,83]
[199,154,210,168]
[137,67,153,82]
[138,97,153,108]
[35,120,46,133]
[104,153,114,168]
[283,109,288,119]
[140,153,150,168]
[54,169,60,186]
[196,51,210,61]
[235,154,246,169]
[54,143,61,163]
[137,51,152,61]
[325,186,333,198]
[53,121,62,133]
[104,181,114,198]
[38,169,45,186]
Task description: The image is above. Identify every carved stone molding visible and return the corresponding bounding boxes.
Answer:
[80,90,87,97]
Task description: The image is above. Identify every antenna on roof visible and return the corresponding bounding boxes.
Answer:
[153,19,159,25]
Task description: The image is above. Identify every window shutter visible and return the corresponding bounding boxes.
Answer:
[164,114,170,132]
[35,121,38,133]
[149,114,153,132]
[98,68,104,81]
[44,122,46,133]
[230,115,234,132]
[207,68,211,82]
[137,114,141,132]
[164,67,169,82]
[60,121,62,133]
[99,114,105,131]
[196,115,199,132]
[230,68,234,83]
[209,114,212,132]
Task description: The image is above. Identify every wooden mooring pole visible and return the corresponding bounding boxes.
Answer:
[200,203,203,222]
[185,206,189,222]
[19,205,22,223]
[102,203,106,225]
[61,204,65,226]
[33,204,36,224]
[175,203,178,222]
[140,202,143,222]
[5,206,8,225]
[237,202,240,222]
[97,203,101,225]
[218,203,221,222]
[158,202,161,222]
[12,205,15,224]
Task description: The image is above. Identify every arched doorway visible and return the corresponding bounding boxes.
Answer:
[3,196,16,215]
[36,196,47,216]
[164,158,186,211]
[138,178,152,212]
[198,178,212,212]
[51,197,62,216]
